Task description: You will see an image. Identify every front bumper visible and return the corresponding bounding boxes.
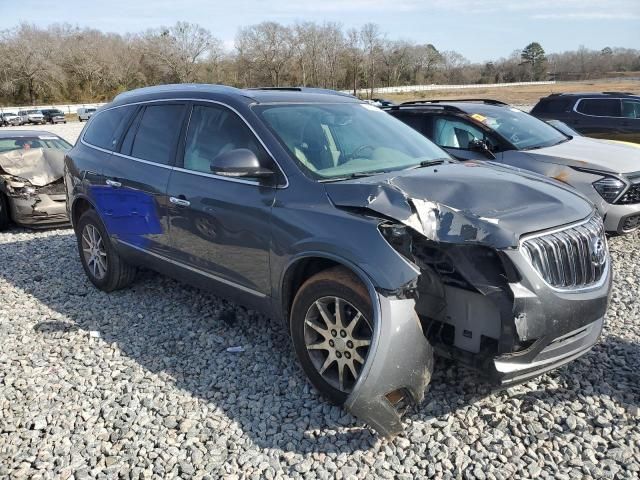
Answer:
[603,203,640,233]
[495,316,604,385]
[345,295,432,438]
[9,193,69,227]
[345,245,611,438]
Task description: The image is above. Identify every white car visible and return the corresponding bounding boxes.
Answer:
[0,112,20,126]
[77,108,96,122]
[17,110,45,125]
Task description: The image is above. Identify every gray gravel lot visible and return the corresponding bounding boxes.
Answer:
[0,227,639,479]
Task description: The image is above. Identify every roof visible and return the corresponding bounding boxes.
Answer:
[542,92,639,99]
[111,84,360,107]
[0,130,61,138]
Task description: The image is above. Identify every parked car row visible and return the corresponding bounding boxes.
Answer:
[0,109,67,126]
[1,85,637,439]
[0,105,100,125]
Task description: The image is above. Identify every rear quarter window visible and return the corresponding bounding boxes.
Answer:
[531,98,574,114]
[576,98,622,117]
[83,106,135,150]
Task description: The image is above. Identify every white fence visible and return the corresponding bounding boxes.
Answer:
[344,80,556,96]
[0,103,107,115]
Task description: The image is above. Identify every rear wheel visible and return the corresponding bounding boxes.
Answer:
[0,193,10,231]
[75,209,136,292]
[291,267,374,404]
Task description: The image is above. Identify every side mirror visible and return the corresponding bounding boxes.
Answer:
[469,139,496,159]
[210,148,274,179]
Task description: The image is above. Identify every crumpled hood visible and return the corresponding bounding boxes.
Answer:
[526,136,640,175]
[324,162,593,249]
[0,148,65,186]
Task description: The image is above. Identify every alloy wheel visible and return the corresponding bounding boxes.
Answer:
[81,224,108,280]
[304,296,372,393]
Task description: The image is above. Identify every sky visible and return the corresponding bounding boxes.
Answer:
[0,0,638,62]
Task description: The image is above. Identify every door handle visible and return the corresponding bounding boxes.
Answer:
[106,179,122,188]
[170,196,191,207]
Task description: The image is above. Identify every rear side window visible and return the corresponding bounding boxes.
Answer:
[621,100,640,119]
[531,98,574,114]
[129,104,186,165]
[84,106,134,150]
[392,113,430,135]
[576,99,621,117]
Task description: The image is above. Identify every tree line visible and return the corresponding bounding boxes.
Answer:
[0,21,638,106]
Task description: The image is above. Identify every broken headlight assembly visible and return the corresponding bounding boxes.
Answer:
[379,222,413,260]
[593,176,626,203]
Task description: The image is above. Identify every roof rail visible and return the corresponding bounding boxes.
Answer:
[248,87,303,92]
[247,87,356,98]
[602,91,636,96]
[401,98,508,106]
[384,103,465,114]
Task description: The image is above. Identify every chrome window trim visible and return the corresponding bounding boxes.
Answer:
[518,213,610,293]
[80,97,289,188]
[117,239,267,298]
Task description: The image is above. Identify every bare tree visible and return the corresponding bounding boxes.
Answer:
[236,22,293,87]
[143,22,215,83]
[344,28,362,96]
[360,23,383,98]
[1,20,639,106]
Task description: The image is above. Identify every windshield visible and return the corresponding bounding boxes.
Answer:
[254,103,449,179]
[0,136,72,153]
[546,119,581,137]
[466,106,568,150]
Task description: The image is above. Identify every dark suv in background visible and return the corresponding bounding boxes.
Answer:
[531,92,640,144]
[41,109,67,124]
[65,84,611,437]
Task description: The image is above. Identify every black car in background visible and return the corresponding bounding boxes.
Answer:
[41,108,67,124]
[531,92,640,144]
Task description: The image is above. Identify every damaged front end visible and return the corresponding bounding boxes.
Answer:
[0,148,69,227]
[326,163,611,437]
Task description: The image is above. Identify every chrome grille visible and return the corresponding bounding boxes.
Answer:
[521,215,608,290]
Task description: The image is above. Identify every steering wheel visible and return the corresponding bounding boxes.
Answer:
[350,144,375,160]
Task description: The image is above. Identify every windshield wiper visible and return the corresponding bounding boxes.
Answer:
[419,158,449,167]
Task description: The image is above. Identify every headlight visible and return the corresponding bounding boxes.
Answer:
[593,177,626,203]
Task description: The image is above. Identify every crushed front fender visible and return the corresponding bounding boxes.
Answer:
[345,293,433,438]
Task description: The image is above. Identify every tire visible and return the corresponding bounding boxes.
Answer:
[290,266,375,405]
[75,209,136,292]
[0,193,10,231]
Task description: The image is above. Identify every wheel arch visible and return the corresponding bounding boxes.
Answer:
[279,252,381,330]
[70,195,97,229]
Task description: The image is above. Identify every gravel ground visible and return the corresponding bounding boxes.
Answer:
[0,226,639,479]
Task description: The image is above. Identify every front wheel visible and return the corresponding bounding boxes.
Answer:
[75,209,136,292]
[290,267,374,404]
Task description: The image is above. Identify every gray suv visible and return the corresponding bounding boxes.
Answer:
[386,99,640,233]
[65,85,611,437]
